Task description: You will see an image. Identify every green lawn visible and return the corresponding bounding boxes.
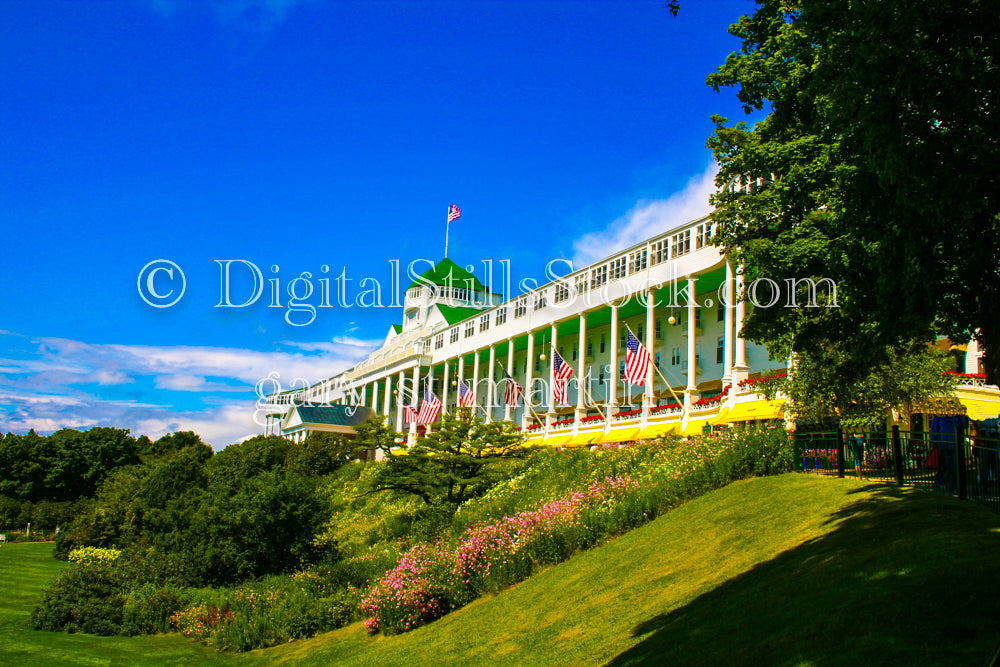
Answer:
[262,473,1000,667]
[4,474,1000,666]
[0,541,252,667]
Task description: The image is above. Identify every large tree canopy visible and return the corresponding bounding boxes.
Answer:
[707,0,1000,383]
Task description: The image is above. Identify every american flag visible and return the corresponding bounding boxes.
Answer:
[502,368,522,406]
[417,387,442,424]
[404,404,419,424]
[457,379,476,407]
[624,326,651,385]
[552,348,573,405]
[447,204,461,223]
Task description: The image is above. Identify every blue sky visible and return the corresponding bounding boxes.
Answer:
[0,0,757,447]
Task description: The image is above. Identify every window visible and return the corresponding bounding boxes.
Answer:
[671,347,681,366]
[655,352,661,368]
[717,302,725,322]
[587,339,593,357]
[600,334,605,353]
[599,368,604,385]
[590,265,608,290]
[650,239,667,265]
[575,274,589,296]
[479,313,490,332]
[534,291,547,310]
[495,307,507,326]
[434,333,444,350]
[619,361,626,380]
[465,321,475,338]
[672,312,682,327]
[655,319,662,339]
[609,257,626,281]
[554,282,570,303]
[695,308,702,329]
[406,286,422,299]
[450,327,459,344]
[695,223,712,249]
[629,249,648,274]
[717,336,725,364]
[671,230,691,257]
[514,297,527,318]
[638,324,644,341]
[572,347,577,361]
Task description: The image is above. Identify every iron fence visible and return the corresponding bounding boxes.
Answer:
[794,427,1000,512]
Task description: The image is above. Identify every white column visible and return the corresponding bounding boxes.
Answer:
[576,313,587,419]
[442,359,450,413]
[733,267,749,387]
[472,350,481,417]
[409,365,420,443]
[383,376,392,418]
[608,304,618,416]
[548,323,558,422]
[371,381,379,415]
[395,370,405,432]
[360,383,368,408]
[523,330,535,428]
[487,344,496,423]
[723,261,735,388]
[645,287,656,410]
[457,354,466,401]
[505,339,514,422]
[686,276,698,408]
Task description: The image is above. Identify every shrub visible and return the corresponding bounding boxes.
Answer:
[30,562,126,635]
[122,582,190,635]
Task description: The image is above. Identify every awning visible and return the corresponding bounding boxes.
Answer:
[600,427,640,443]
[544,433,573,446]
[569,431,602,445]
[522,437,545,447]
[958,396,1000,421]
[725,399,785,422]
[709,407,731,425]
[681,418,712,436]
[638,422,678,439]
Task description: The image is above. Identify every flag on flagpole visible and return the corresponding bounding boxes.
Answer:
[624,326,651,385]
[417,387,443,424]
[502,368,522,406]
[457,379,476,407]
[447,204,461,223]
[552,349,573,405]
[404,404,419,424]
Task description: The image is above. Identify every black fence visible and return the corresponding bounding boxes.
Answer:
[795,427,1000,512]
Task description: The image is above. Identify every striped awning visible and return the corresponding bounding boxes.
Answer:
[569,431,602,445]
[638,422,679,439]
[600,427,641,443]
[725,399,785,422]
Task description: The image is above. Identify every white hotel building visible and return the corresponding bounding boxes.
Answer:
[261,212,996,446]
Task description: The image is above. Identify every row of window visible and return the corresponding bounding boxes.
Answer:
[407,285,480,303]
[439,307,731,350]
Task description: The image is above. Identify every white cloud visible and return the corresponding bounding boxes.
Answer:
[0,331,377,448]
[571,164,718,267]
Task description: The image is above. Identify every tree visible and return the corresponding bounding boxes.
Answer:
[759,345,957,430]
[367,410,526,506]
[707,0,1000,383]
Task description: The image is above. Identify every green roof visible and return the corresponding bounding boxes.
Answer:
[436,304,483,325]
[406,257,486,291]
[391,324,402,334]
[289,405,375,427]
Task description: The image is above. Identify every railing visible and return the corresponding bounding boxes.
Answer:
[795,428,1000,512]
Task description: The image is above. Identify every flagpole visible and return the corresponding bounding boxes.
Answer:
[445,218,450,258]
[494,359,547,426]
[624,324,686,415]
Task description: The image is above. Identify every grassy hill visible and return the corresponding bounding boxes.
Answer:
[5,473,1000,666]
[262,473,1000,666]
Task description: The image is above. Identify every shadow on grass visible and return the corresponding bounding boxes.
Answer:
[607,483,1000,667]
